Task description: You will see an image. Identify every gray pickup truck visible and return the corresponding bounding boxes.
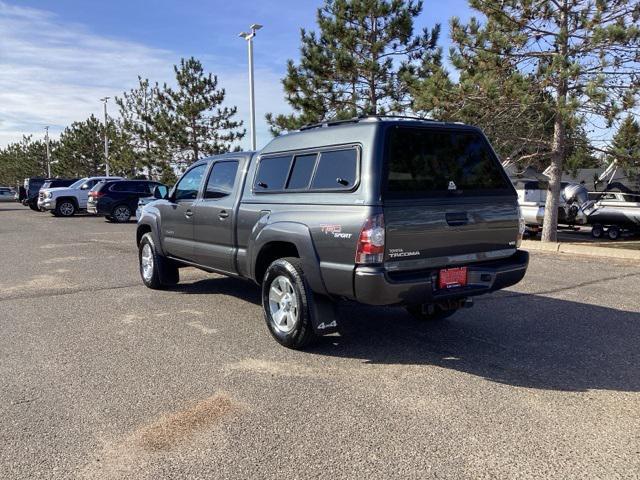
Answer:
[137,116,528,349]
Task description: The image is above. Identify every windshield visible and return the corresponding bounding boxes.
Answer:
[69,178,88,189]
[385,127,512,198]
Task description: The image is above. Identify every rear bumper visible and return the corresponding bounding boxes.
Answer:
[354,250,529,306]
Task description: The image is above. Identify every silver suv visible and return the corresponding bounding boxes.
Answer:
[39,176,123,216]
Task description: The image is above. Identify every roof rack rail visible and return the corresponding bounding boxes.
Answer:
[357,114,436,122]
[298,114,436,131]
[299,117,361,131]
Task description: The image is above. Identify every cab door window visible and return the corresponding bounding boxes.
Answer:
[204,161,239,199]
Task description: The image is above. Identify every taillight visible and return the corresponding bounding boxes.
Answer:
[89,191,104,198]
[355,213,385,264]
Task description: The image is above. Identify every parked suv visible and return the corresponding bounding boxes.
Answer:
[35,178,79,211]
[87,179,166,223]
[39,176,123,216]
[137,116,528,349]
[22,177,47,211]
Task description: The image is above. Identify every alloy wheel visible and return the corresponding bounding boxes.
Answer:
[59,202,74,216]
[114,206,130,222]
[141,243,154,282]
[268,275,299,334]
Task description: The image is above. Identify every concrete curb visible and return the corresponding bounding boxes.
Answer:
[522,239,640,261]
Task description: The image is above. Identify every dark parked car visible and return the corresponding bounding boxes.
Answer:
[22,177,47,210]
[88,180,166,223]
[21,177,78,211]
[137,116,528,349]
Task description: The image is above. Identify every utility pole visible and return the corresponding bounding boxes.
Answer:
[239,24,263,151]
[44,126,51,177]
[100,97,110,176]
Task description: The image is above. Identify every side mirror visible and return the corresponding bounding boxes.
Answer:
[153,185,168,199]
[80,183,90,190]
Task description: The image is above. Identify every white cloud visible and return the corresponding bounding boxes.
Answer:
[0,1,288,150]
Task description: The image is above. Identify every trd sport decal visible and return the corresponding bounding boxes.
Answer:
[320,224,353,239]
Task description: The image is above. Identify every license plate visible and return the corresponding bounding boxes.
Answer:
[438,267,468,289]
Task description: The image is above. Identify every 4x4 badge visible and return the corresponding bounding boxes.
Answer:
[448,181,457,191]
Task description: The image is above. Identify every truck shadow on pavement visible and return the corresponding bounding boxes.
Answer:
[317,291,640,393]
[173,276,640,393]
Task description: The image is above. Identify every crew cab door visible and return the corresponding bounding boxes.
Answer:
[160,164,207,261]
[193,160,241,273]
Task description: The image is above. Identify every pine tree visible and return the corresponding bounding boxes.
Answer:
[0,136,50,186]
[116,77,172,179]
[411,49,556,172]
[447,0,640,242]
[267,0,440,134]
[157,57,245,167]
[609,115,640,175]
[55,115,108,177]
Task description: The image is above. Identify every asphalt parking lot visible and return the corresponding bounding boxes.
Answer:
[1,203,639,479]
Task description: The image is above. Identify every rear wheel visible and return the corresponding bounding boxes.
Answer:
[607,226,621,241]
[28,203,39,212]
[55,200,76,217]
[591,224,604,239]
[262,257,316,349]
[138,233,179,289]
[111,205,131,223]
[406,303,459,322]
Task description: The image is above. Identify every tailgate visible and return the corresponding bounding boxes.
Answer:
[384,197,519,270]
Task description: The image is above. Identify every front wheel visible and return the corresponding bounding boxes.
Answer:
[28,203,40,212]
[138,233,179,289]
[55,200,76,217]
[262,257,317,349]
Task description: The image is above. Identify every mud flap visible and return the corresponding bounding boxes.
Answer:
[310,294,339,335]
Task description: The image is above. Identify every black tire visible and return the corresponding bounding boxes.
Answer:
[111,204,132,223]
[262,257,317,349]
[55,200,76,217]
[406,303,458,321]
[28,203,40,212]
[138,233,179,289]
[591,224,604,239]
[607,226,621,241]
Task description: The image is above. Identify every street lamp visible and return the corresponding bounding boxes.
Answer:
[100,97,110,176]
[44,126,51,177]
[239,23,263,151]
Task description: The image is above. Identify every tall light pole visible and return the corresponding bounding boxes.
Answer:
[100,97,110,176]
[44,126,51,177]
[239,23,262,151]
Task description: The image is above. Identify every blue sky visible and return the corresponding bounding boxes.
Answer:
[0,0,474,149]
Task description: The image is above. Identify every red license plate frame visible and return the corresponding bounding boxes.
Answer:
[438,267,468,289]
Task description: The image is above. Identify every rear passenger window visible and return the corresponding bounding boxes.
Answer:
[133,183,151,194]
[111,182,129,192]
[205,161,239,199]
[254,155,292,191]
[311,149,357,190]
[286,154,317,190]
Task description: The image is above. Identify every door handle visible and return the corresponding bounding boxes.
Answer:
[218,210,229,219]
[185,209,193,218]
